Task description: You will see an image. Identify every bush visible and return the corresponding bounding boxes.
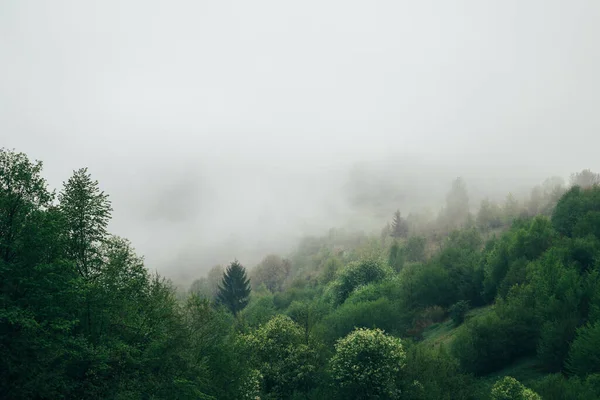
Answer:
[239,315,319,399]
[329,259,391,305]
[449,300,470,326]
[490,376,541,400]
[399,263,454,308]
[329,328,405,400]
[452,301,537,376]
[402,344,474,400]
[316,297,409,345]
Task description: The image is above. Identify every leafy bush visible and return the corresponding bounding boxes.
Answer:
[402,344,474,400]
[316,297,409,345]
[329,328,405,399]
[452,299,538,376]
[490,376,541,400]
[239,315,319,399]
[449,300,470,326]
[399,263,454,308]
[329,259,391,305]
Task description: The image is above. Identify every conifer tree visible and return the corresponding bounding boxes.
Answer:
[217,260,251,316]
[391,210,408,238]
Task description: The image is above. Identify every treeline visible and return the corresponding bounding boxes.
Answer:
[3,147,600,399]
[188,169,600,399]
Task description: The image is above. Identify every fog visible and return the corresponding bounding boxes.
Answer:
[1,1,599,283]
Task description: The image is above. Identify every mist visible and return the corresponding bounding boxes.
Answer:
[2,0,599,283]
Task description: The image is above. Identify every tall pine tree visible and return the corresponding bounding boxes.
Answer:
[217,260,251,316]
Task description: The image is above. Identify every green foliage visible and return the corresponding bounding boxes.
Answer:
[449,300,470,326]
[553,186,600,237]
[533,373,600,400]
[402,344,475,400]
[189,264,224,300]
[566,321,600,377]
[388,240,405,272]
[329,258,391,305]
[405,236,427,263]
[399,262,454,308]
[452,291,538,376]
[251,254,291,292]
[329,328,406,399]
[286,299,329,344]
[317,296,409,345]
[0,149,53,264]
[436,229,484,306]
[490,376,541,400]
[477,198,503,230]
[217,260,251,316]
[240,315,319,399]
[5,149,600,398]
[483,216,556,302]
[239,292,277,329]
[537,317,579,372]
[59,168,112,278]
[319,256,343,284]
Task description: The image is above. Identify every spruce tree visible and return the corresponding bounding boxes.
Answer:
[391,210,408,238]
[217,260,251,316]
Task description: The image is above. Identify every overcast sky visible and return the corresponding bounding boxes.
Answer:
[1,1,599,282]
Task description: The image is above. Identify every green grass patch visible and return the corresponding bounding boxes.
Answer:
[421,305,494,348]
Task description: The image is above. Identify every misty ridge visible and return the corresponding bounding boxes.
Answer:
[183,163,597,291]
[119,156,572,286]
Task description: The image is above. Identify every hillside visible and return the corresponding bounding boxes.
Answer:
[2,148,600,399]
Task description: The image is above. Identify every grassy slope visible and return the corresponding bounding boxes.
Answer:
[421,305,546,386]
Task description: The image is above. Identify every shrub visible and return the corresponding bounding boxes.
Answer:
[239,315,318,399]
[330,259,391,305]
[490,376,541,400]
[449,300,470,326]
[329,328,406,399]
[402,344,474,400]
[316,297,409,345]
[451,304,537,376]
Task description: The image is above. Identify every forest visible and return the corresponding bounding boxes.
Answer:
[2,147,600,399]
